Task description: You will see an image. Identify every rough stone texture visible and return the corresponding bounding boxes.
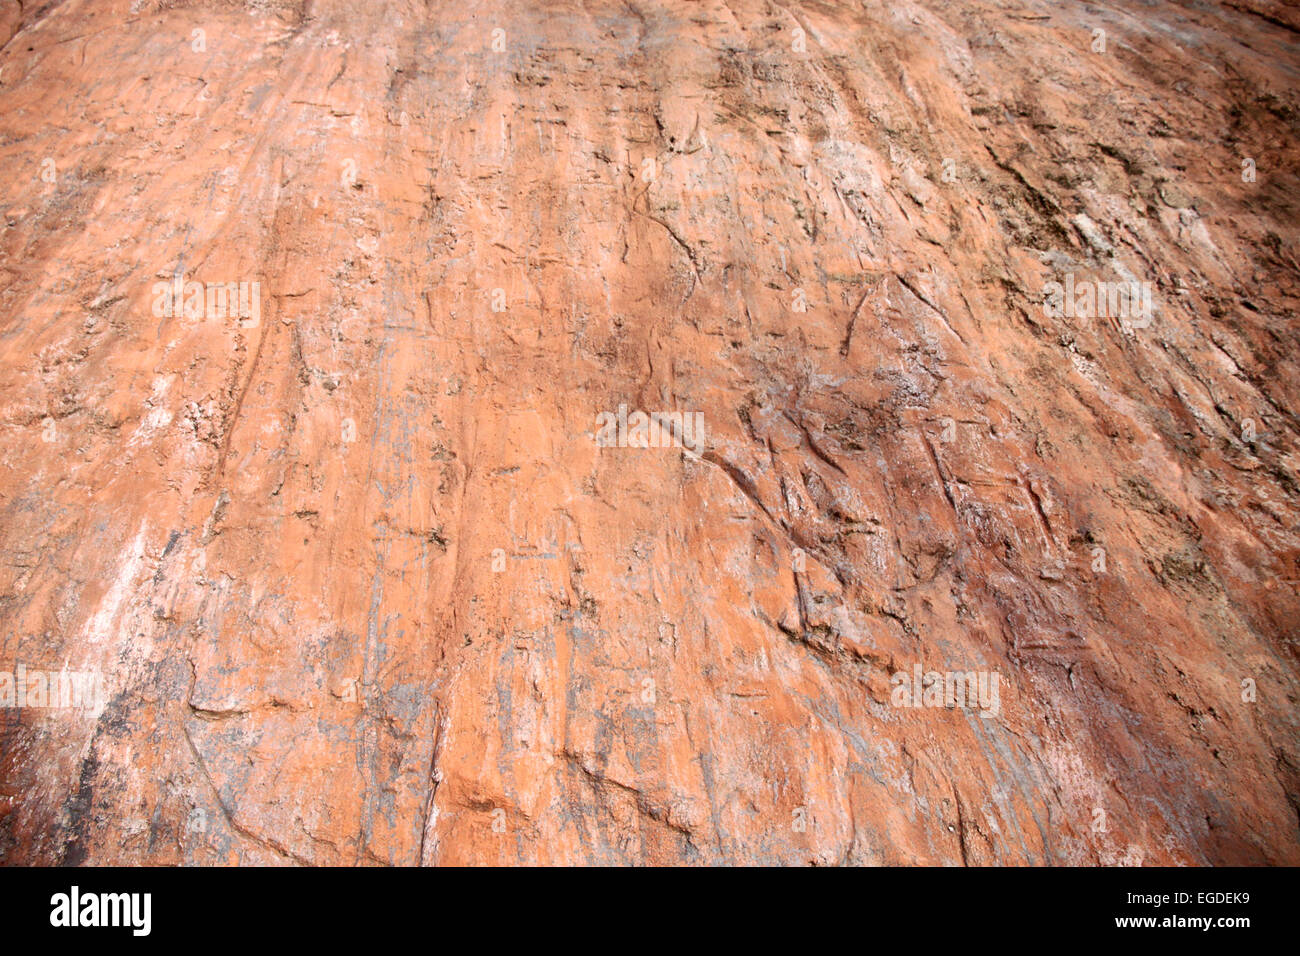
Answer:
[0,0,1297,866]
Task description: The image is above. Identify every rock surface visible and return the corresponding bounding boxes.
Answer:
[0,0,1297,865]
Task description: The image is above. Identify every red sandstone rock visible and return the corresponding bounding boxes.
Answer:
[0,0,1297,865]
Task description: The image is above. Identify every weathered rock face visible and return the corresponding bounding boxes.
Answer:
[0,0,1297,866]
